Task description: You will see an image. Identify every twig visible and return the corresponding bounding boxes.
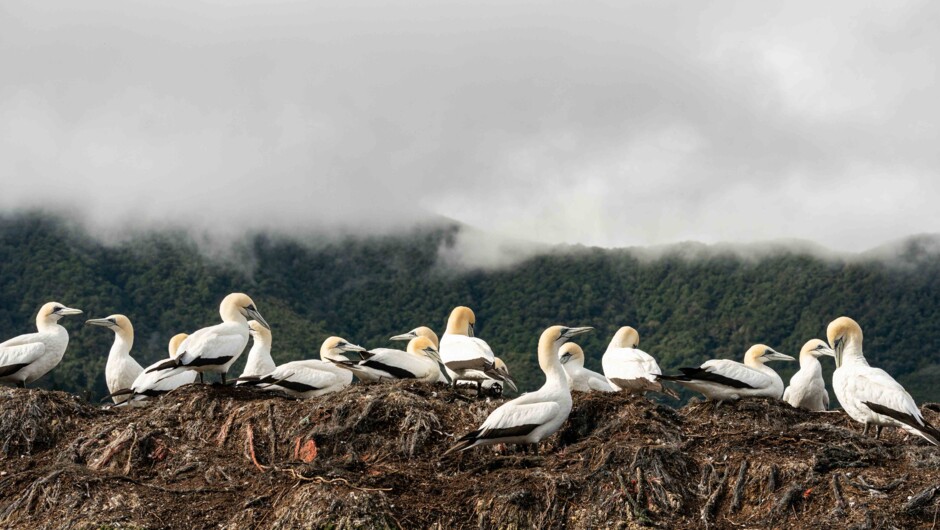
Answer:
[730,459,749,513]
[831,474,847,513]
[701,468,728,527]
[904,485,939,513]
[267,403,277,466]
[279,467,392,492]
[216,409,239,446]
[245,424,268,472]
[773,484,803,516]
[635,467,645,510]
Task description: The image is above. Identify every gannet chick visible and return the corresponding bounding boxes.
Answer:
[147,293,268,385]
[0,302,82,388]
[105,333,197,406]
[828,317,940,445]
[657,344,794,402]
[446,325,592,454]
[601,326,675,397]
[559,343,615,392]
[253,337,364,398]
[439,306,515,395]
[782,339,834,411]
[86,314,144,404]
[333,336,447,383]
[237,320,275,384]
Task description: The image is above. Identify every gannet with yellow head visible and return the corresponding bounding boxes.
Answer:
[104,333,198,406]
[146,293,268,385]
[333,336,448,383]
[657,344,794,402]
[827,316,939,445]
[439,306,516,395]
[601,326,675,397]
[782,339,834,411]
[445,325,592,454]
[0,302,83,388]
[253,336,363,398]
[559,343,616,392]
[86,314,145,404]
[237,320,276,384]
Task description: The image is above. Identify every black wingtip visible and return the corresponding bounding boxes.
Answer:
[145,358,180,373]
[443,430,480,456]
[100,388,134,402]
[864,401,940,446]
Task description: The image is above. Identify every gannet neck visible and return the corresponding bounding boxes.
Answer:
[415,327,440,349]
[538,326,568,384]
[743,344,771,368]
[109,329,134,359]
[610,326,639,349]
[219,295,248,325]
[798,351,821,370]
[827,316,865,368]
[169,333,188,358]
[445,306,475,336]
[35,302,65,331]
[559,343,586,369]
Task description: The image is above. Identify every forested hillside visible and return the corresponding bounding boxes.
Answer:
[2,212,939,403]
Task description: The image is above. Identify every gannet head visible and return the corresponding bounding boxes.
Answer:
[539,325,593,371]
[320,336,366,360]
[445,306,476,337]
[248,320,272,345]
[800,338,835,359]
[743,344,794,366]
[86,314,134,344]
[37,302,82,327]
[610,326,640,349]
[221,293,270,329]
[558,342,585,367]
[826,316,862,368]
[390,326,440,348]
[168,333,189,358]
[407,336,444,363]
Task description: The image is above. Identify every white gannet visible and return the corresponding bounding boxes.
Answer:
[657,344,794,402]
[439,306,515,394]
[86,314,145,404]
[782,339,834,411]
[146,293,268,385]
[333,336,447,383]
[104,333,198,406]
[559,343,616,392]
[252,336,364,398]
[445,325,592,454]
[601,326,675,397]
[341,327,437,383]
[237,320,276,384]
[828,316,940,445]
[0,302,83,388]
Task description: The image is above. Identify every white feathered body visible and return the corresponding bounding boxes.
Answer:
[259,360,352,399]
[341,350,441,383]
[833,358,931,437]
[602,346,663,394]
[238,340,276,381]
[120,358,198,407]
[678,359,784,401]
[563,358,615,392]
[471,379,572,447]
[783,357,828,411]
[105,341,144,405]
[0,326,69,385]
[440,334,496,381]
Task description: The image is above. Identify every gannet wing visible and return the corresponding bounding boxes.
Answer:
[850,368,923,424]
[0,342,46,377]
[441,335,494,370]
[176,329,245,366]
[694,359,772,389]
[476,400,562,441]
[260,362,342,394]
[0,332,42,349]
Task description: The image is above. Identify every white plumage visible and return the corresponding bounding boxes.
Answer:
[252,336,364,398]
[439,306,515,394]
[0,302,82,388]
[148,293,269,384]
[334,336,446,383]
[601,326,672,396]
[108,333,197,406]
[237,320,276,384]
[658,344,794,402]
[559,343,615,392]
[827,316,939,445]
[86,314,144,404]
[782,339,833,411]
[446,325,592,454]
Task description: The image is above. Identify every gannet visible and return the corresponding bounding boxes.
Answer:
[86,314,144,404]
[827,316,940,445]
[601,326,675,397]
[657,344,794,402]
[146,293,268,384]
[390,326,440,348]
[237,320,275,384]
[0,302,82,388]
[104,333,197,406]
[251,336,364,398]
[439,306,515,394]
[445,325,592,454]
[782,339,834,411]
[559,343,616,392]
[333,336,448,383]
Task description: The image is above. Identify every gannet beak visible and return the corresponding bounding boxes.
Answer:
[501,374,518,392]
[559,352,573,365]
[765,352,795,362]
[85,318,112,328]
[57,307,83,316]
[341,342,367,353]
[468,322,475,337]
[816,345,836,358]
[247,308,270,330]
[562,326,593,339]
[831,337,844,368]
[389,332,417,342]
[425,347,444,365]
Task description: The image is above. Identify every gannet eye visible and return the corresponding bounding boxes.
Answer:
[108,317,117,324]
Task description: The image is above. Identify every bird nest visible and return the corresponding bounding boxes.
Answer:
[1,384,939,529]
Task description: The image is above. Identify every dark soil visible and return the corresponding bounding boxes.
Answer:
[1,383,938,529]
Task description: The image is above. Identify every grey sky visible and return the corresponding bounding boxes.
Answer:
[1,1,938,252]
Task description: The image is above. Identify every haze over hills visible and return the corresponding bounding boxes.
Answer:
[1,211,939,403]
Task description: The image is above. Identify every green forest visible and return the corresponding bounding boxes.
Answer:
[2,212,939,404]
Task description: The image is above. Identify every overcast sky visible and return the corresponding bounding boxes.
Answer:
[1,1,938,252]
